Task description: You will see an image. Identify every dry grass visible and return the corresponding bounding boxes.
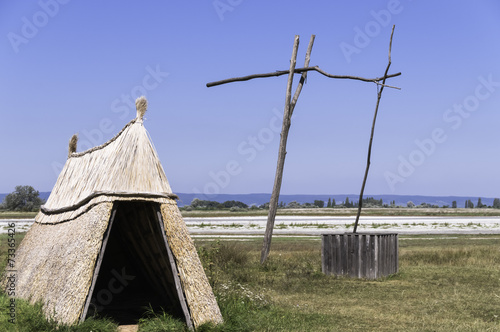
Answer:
[0,233,499,331]
[196,235,500,331]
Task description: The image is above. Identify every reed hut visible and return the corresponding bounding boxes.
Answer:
[3,97,222,328]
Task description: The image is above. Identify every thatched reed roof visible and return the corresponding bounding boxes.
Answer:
[3,97,223,327]
[37,96,175,224]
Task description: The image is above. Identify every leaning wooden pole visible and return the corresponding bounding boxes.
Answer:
[260,35,300,263]
[353,25,395,233]
[260,35,315,263]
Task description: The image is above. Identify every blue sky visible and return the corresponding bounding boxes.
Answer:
[1,1,500,198]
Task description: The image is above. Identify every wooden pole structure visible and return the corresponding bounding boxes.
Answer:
[353,25,395,233]
[206,29,400,263]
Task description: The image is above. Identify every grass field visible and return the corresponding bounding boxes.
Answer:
[0,233,499,331]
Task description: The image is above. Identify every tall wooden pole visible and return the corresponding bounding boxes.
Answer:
[260,35,315,264]
[353,25,395,233]
[260,35,299,263]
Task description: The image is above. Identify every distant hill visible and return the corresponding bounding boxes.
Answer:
[0,192,496,208]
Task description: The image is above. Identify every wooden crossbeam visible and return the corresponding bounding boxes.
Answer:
[207,67,401,89]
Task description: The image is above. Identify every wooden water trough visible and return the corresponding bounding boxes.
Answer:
[321,233,398,279]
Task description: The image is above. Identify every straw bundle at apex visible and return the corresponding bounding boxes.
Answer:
[2,97,223,328]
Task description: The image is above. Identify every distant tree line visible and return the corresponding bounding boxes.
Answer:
[406,197,500,209]
[324,197,387,208]
[187,198,250,211]
[181,196,500,211]
[461,197,498,209]
[169,195,500,212]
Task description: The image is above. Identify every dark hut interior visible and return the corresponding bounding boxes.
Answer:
[85,201,190,325]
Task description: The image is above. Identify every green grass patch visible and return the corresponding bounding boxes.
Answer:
[370,223,399,229]
[1,234,499,331]
[195,235,500,331]
[226,223,243,228]
[0,292,118,331]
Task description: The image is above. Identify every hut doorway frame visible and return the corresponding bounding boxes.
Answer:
[80,201,193,328]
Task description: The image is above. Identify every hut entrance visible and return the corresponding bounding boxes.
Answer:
[84,201,191,325]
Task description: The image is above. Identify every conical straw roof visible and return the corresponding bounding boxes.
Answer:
[38,96,176,224]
